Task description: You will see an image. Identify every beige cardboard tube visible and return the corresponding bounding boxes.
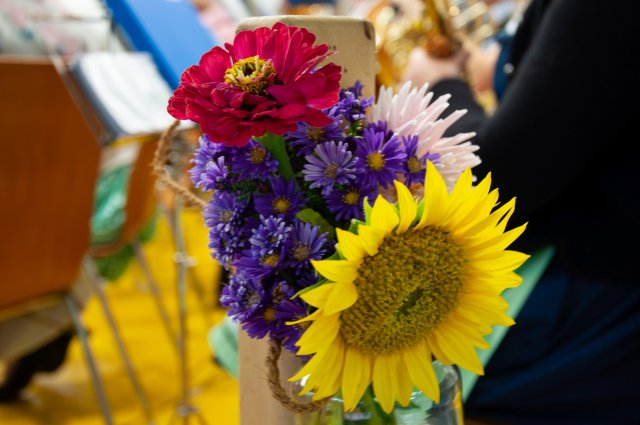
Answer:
[235,15,376,425]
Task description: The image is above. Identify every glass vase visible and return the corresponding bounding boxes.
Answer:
[294,360,463,425]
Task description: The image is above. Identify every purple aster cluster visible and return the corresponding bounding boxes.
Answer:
[192,81,441,351]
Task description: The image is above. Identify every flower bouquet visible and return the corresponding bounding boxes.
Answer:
[155,18,529,425]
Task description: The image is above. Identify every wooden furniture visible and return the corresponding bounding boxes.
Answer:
[0,56,154,425]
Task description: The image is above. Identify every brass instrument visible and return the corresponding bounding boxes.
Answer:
[367,0,504,89]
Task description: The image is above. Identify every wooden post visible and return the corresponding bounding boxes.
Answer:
[235,16,376,425]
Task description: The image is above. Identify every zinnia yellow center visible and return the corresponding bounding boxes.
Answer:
[340,226,466,355]
[367,152,385,171]
[224,55,275,95]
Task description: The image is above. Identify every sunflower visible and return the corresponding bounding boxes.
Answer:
[288,161,529,413]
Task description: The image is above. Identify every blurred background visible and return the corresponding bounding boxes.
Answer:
[0,0,524,424]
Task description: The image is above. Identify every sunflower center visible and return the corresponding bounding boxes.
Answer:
[340,226,466,355]
[249,145,268,164]
[273,197,291,214]
[305,127,326,143]
[367,152,386,171]
[324,163,339,179]
[342,190,360,206]
[407,156,422,174]
[224,56,276,95]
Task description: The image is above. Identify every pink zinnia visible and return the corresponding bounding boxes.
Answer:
[168,23,342,147]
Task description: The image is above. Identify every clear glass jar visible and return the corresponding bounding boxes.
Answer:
[295,360,464,425]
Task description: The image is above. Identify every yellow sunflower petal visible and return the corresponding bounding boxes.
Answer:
[356,224,385,255]
[417,161,450,228]
[444,171,492,230]
[432,324,485,375]
[373,355,399,413]
[460,293,515,326]
[300,283,336,309]
[324,281,358,315]
[441,313,491,348]
[370,195,399,234]
[286,308,322,325]
[336,228,367,263]
[403,343,440,403]
[469,250,530,273]
[394,180,418,234]
[342,348,372,411]
[465,223,528,259]
[296,313,341,355]
[311,338,346,399]
[396,355,413,406]
[464,198,516,240]
[446,167,474,218]
[312,259,358,282]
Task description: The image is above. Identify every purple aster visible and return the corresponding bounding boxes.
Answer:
[231,139,278,180]
[355,126,407,189]
[285,221,327,269]
[347,81,365,98]
[189,135,229,189]
[233,250,282,280]
[204,191,246,232]
[199,156,231,191]
[208,226,246,268]
[326,185,376,222]
[249,215,291,259]
[274,297,310,354]
[303,141,358,195]
[254,177,305,218]
[286,110,345,156]
[402,134,441,187]
[242,306,280,340]
[220,273,267,322]
[334,89,374,125]
[368,120,395,143]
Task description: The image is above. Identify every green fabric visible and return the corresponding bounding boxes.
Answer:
[208,315,239,378]
[91,165,131,246]
[460,245,556,402]
[90,164,158,281]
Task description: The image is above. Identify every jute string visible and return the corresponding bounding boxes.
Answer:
[152,121,329,414]
[266,339,331,414]
[152,120,207,209]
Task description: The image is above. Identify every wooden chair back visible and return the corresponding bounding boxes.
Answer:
[0,56,101,311]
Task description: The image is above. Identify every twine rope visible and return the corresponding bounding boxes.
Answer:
[152,120,208,209]
[266,339,331,414]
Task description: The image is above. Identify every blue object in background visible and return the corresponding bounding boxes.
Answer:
[103,0,219,89]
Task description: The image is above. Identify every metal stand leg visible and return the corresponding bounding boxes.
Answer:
[84,261,155,425]
[65,294,114,425]
[132,240,179,350]
[168,198,209,425]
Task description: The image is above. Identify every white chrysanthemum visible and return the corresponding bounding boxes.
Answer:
[370,81,481,188]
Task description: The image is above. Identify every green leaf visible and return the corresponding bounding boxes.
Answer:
[297,208,336,239]
[257,132,294,181]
